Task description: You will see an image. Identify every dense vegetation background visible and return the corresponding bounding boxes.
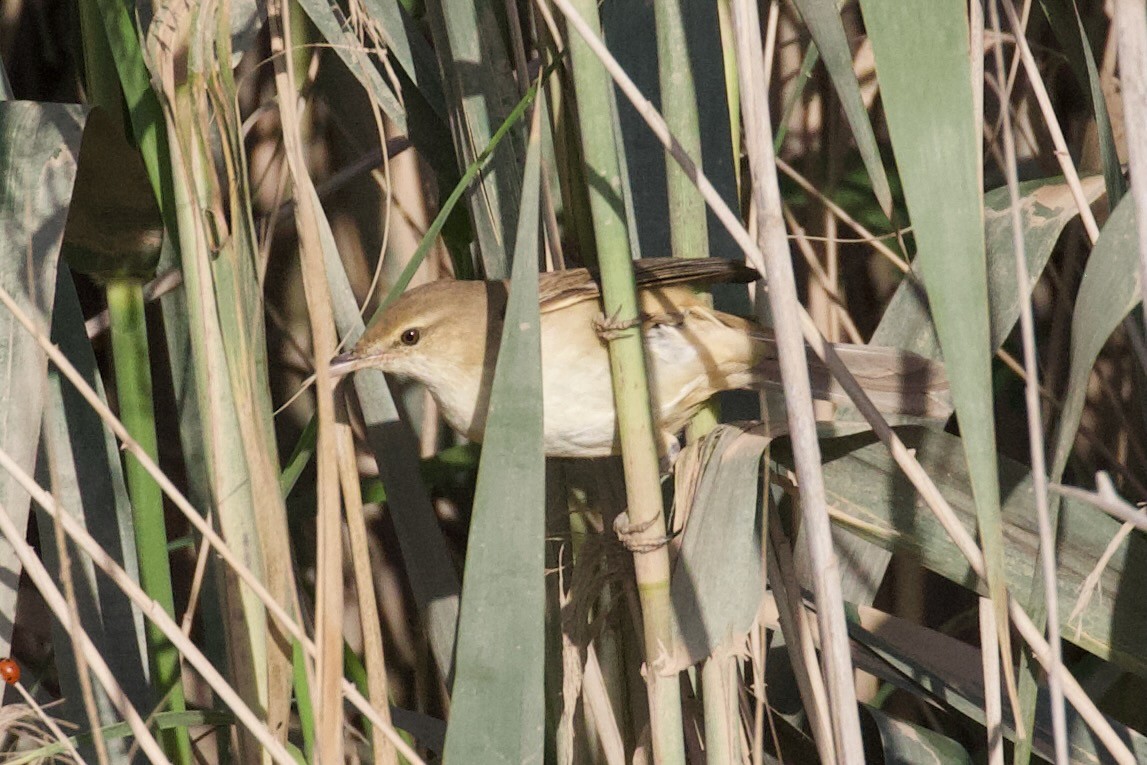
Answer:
[0,0,1145,762]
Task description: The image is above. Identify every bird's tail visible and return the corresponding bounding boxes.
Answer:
[753,339,952,420]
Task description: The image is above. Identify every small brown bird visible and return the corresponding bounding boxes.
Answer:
[331,258,949,458]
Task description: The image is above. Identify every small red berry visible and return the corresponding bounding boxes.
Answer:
[0,658,19,684]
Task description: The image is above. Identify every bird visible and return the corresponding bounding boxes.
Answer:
[330,258,949,458]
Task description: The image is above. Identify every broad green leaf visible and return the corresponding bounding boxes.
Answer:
[836,174,1108,612]
[982,176,1108,344]
[1029,193,1139,764]
[0,102,150,761]
[0,102,86,659]
[795,427,1147,676]
[858,0,1013,688]
[791,0,894,218]
[873,175,1107,359]
[1050,192,1140,483]
[862,705,972,765]
[443,107,545,764]
[840,605,1147,763]
[668,425,772,671]
[42,270,153,763]
[670,422,1147,763]
[63,103,186,756]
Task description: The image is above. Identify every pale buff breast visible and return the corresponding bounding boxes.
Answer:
[537,298,620,457]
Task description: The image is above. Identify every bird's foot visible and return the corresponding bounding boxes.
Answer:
[593,310,642,341]
[613,511,675,553]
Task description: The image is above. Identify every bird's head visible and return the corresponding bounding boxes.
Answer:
[330,279,503,394]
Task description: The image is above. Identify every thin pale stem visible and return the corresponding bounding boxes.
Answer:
[729,0,865,759]
[988,0,1068,760]
[561,0,685,758]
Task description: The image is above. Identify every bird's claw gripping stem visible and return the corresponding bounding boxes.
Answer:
[593,310,642,342]
[613,511,675,553]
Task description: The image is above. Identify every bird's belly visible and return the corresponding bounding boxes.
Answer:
[423,336,623,457]
[536,310,729,457]
[541,406,619,458]
[539,332,619,457]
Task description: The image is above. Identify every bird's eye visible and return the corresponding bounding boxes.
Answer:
[400,328,421,346]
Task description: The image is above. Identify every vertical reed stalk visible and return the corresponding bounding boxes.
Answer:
[563,0,685,759]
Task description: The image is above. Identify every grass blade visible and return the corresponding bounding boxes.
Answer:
[425,0,525,277]
[668,425,771,671]
[38,269,152,762]
[442,101,546,764]
[295,0,407,130]
[806,427,1147,675]
[1039,0,1126,207]
[873,179,1106,359]
[0,102,84,656]
[1049,193,1140,483]
[859,0,1018,726]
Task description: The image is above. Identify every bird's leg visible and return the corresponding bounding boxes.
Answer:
[659,431,682,474]
[595,309,682,551]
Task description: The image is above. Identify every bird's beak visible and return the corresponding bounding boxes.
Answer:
[329,351,366,378]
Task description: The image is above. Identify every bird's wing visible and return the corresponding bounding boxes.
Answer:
[538,257,759,314]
